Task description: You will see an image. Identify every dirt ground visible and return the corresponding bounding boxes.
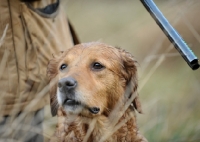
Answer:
[43,0,200,141]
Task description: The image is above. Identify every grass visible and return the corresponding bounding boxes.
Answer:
[1,0,200,141]
[62,0,200,141]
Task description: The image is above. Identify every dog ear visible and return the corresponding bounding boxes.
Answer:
[47,56,60,116]
[118,48,143,113]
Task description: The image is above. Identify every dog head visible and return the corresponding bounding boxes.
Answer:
[47,42,142,117]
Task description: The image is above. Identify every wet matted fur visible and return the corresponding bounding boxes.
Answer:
[47,42,147,142]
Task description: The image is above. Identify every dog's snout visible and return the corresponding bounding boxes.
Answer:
[58,77,77,89]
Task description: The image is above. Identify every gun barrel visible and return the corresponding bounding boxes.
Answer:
[140,0,199,70]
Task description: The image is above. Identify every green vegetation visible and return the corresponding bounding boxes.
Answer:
[63,0,200,141]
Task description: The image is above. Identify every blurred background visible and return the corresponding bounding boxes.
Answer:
[44,0,200,141]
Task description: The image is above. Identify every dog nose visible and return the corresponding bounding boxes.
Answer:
[58,77,77,89]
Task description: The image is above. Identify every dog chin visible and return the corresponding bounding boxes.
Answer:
[57,90,83,114]
[63,104,84,114]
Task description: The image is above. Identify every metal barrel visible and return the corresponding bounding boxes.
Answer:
[140,0,199,70]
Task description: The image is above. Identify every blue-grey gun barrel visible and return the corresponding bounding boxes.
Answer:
[140,0,199,70]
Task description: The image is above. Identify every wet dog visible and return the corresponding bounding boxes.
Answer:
[47,42,147,142]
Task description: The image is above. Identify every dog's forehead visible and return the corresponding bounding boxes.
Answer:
[66,43,121,61]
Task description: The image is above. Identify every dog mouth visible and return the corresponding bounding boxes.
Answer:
[63,98,81,106]
[62,98,100,114]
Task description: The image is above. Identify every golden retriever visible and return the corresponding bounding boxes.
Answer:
[47,42,147,142]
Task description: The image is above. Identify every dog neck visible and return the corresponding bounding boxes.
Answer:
[51,107,146,142]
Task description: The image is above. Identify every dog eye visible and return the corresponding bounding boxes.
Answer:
[60,64,67,70]
[92,62,104,70]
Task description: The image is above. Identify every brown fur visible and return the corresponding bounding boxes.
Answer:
[20,0,41,2]
[47,42,147,142]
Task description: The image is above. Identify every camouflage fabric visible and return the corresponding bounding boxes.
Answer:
[0,0,74,116]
